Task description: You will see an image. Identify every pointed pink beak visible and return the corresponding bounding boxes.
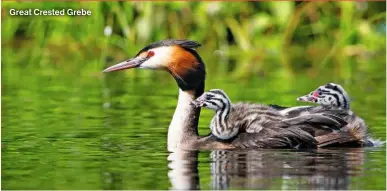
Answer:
[103,57,144,72]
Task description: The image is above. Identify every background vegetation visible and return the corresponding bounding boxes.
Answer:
[2,1,386,190]
[2,1,386,79]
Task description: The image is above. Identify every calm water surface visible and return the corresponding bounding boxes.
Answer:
[2,63,386,190]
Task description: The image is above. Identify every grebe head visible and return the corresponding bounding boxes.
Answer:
[103,39,206,96]
[297,83,350,110]
[191,89,231,111]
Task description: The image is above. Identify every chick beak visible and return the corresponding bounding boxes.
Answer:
[297,95,316,102]
[103,57,145,73]
[190,100,201,107]
[191,96,206,107]
[307,96,317,102]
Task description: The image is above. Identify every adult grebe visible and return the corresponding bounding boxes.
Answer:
[103,39,350,151]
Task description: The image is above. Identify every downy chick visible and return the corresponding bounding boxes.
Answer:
[271,83,383,147]
[192,89,346,140]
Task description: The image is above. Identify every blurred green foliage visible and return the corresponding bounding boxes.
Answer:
[2,1,386,80]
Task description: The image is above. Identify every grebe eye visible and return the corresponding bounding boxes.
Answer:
[147,51,155,57]
[318,92,322,95]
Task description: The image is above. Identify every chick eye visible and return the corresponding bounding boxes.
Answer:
[318,92,322,95]
[147,51,155,58]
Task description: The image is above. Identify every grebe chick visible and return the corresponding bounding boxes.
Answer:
[192,89,346,140]
[272,83,383,147]
[274,83,352,117]
[297,83,384,147]
[297,83,350,110]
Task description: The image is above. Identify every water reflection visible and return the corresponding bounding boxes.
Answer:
[168,151,200,190]
[168,148,367,190]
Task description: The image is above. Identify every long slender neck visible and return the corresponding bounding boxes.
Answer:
[215,104,231,128]
[210,97,235,140]
[168,84,204,151]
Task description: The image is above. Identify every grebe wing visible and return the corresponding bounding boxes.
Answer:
[280,113,347,130]
[230,127,317,149]
[268,104,290,110]
[244,112,347,134]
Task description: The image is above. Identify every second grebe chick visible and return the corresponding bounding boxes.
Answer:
[274,83,351,117]
[271,83,384,147]
[297,83,350,110]
[192,89,346,140]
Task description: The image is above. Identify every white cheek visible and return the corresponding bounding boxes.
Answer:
[139,47,173,69]
[139,57,162,69]
[325,97,335,105]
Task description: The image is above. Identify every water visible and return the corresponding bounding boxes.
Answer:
[169,148,385,190]
[2,59,386,189]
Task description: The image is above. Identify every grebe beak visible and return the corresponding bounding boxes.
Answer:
[191,95,207,107]
[297,95,316,102]
[297,96,306,101]
[103,57,145,73]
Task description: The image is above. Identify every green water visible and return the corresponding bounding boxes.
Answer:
[2,51,386,189]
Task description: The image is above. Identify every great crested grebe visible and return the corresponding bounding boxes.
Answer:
[271,83,383,147]
[103,39,353,150]
[191,89,346,140]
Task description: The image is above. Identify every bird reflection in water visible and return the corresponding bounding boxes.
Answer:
[168,151,200,190]
[168,148,365,190]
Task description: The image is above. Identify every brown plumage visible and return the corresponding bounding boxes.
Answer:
[167,46,200,78]
[315,112,371,147]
